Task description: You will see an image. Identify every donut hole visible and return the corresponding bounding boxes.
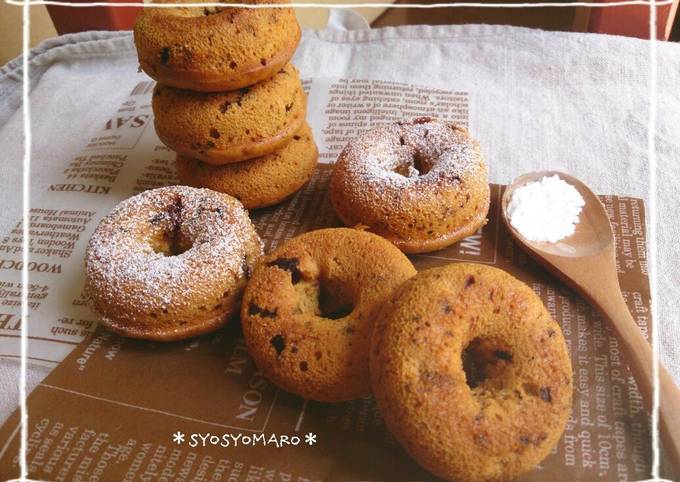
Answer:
[295,275,355,320]
[412,150,434,175]
[149,200,193,257]
[317,279,354,320]
[462,337,513,390]
[152,231,192,257]
[393,149,434,177]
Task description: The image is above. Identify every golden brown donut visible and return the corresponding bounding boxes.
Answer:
[241,228,416,402]
[85,186,263,341]
[330,117,490,253]
[134,0,301,92]
[370,263,573,482]
[153,63,306,164]
[176,123,318,209]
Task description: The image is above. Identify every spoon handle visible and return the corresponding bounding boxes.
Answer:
[583,267,680,475]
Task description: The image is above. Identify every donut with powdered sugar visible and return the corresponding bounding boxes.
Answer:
[85,186,263,341]
[330,117,490,253]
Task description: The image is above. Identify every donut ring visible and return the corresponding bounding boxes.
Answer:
[134,0,301,92]
[153,63,306,164]
[370,263,572,482]
[241,228,416,402]
[330,117,490,253]
[176,122,318,209]
[85,186,263,341]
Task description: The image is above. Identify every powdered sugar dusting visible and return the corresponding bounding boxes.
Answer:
[85,186,263,322]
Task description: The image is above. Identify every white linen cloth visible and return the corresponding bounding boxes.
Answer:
[0,22,679,427]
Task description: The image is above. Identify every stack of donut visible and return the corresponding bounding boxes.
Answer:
[134,0,318,209]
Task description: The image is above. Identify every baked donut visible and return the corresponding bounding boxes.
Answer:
[241,228,416,402]
[134,0,301,92]
[176,123,318,209]
[153,63,306,164]
[370,263,572,482]
[85,186,263,341]
[330,117,490,253]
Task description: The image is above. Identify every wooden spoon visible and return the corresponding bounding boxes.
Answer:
[501,170,680,474]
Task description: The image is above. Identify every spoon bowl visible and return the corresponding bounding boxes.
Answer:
[501,170,611,258]
[501,171,680,475]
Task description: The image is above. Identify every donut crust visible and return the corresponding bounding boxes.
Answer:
[85,186,263,341]
[370,263,573,482]
[331,117,490,253]
[241,228,416,402]
[176,123,318,209]
[153,63,306,164]
[134,0,301,92]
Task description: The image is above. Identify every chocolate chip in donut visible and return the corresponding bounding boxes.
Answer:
[267,257,302,283]
[270,334,285,356]
[159,47,170,65]
[248,302,277,319]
